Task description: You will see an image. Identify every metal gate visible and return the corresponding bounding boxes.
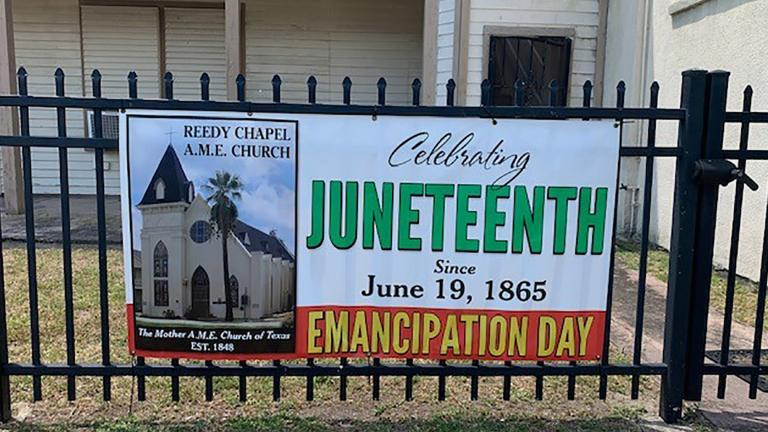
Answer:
[0,67,764,424]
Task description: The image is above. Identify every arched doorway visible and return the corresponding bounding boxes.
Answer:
[191,266,210,319]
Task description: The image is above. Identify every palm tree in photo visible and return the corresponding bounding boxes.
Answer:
[202,171,243,322]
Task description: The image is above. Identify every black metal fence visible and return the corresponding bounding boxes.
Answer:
[0,67,764,424]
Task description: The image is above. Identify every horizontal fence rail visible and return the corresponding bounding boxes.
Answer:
[0,67,763,425]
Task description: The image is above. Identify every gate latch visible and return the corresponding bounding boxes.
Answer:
[693,159,759,191]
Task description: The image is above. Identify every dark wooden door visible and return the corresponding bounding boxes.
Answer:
[488,36,571,106]
[191,266,210,318]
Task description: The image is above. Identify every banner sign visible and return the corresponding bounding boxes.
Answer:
[120,110,618,361]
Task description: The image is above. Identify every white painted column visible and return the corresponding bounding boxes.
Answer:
[224,0,242,100]
[421,0,438,105]
[0,0,22,214]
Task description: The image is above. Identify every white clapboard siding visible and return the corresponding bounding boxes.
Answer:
[12,0,97,195]
[436,0,455,105]
[80,5,161,195]
[82,6,160,99]
[245,0,423,105]
[165,8,226,101]
[465,0,600,106]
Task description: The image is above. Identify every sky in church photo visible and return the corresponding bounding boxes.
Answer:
[126,115,296,254]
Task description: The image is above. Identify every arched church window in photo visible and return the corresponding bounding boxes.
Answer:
[154,178,166,200]
[189,220,212,243]
[153,241,169,307]
[230,275,239,308]
[154,280,169,307]
[153,241,168,277]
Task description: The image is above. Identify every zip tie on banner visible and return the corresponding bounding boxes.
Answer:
[371,106,379,121]
[481,105,498,125]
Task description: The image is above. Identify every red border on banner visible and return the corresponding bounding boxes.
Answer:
[296,305,605,361]
[128,304,605,362]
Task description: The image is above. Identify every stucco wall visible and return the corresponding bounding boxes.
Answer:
[603,0,648,235]
[644,0,768,281]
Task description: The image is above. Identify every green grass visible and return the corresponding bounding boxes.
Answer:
[616,239,768,331]
[0,244,713,431]
[5,410,718,432]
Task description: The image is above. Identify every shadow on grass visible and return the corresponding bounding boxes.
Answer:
[3,413,650,432]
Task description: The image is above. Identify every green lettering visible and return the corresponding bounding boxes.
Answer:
[329,181,358,249]
[455,184,482,253]
[398,183,423,250]
[424,184,455,251]
[512,186,544,254]
[306,180,325,249]
[547,186,578,254]
[483,185,510,253]
[362,182,393,250]
[576,187,608,254]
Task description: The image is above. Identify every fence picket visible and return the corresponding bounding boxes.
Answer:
[18,67,42,402]
[272,75,281,103]
[631,81,660,400]
[91,69,113,402]
[342,77,351,105]
[307,76,317,104]
[55,68,76,401]
[200,73,210,101]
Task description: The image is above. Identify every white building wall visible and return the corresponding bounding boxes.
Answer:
[249,252,265,318]
[603,0,648,236]
[140,203,189,318]
[165,8,227,101]
[183,198,251,320]
[81,5,162,195]
[280,260,290,311]
[640,0,768,281]
[270,256,281,313]
[9,2,228,194]
[8,0,424,194]
[435,0,455,105]
[244,0,423,105]
[12,0,98,194]
[260,254,273,315]
[464,0,601,106]
[81,6,161,99]
[138,195,297,320]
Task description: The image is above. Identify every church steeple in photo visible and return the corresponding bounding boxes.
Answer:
[138,145,193,206]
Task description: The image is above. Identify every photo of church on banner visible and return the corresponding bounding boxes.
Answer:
[121,114,298,359]
[120,110,618,361]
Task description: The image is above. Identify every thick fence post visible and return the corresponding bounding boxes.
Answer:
[659,69,708,423]
[683,70,730,400]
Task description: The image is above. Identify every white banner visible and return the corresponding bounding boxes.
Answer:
[120,110,619,361]
[296,116,618,312]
